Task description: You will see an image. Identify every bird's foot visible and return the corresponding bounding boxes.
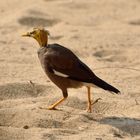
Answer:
[39,105,57,110]
[47,106,57,110]
[86,106,92,113]
[91,98,102,105]
[86,98,102,113]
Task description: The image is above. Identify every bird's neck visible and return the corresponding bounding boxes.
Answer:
[38,42,48,48]
[37,35,48,47]
[38,40,48,48]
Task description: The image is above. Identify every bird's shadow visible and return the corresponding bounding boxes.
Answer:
[99,116,140,137]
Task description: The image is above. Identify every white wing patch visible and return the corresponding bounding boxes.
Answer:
[53,69,69,78]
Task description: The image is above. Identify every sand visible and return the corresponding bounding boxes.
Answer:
[0,0,140,139]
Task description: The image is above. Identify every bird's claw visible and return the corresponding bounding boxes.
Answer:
[47,106,57,110]
[86,98,102,113]
[39,106,57,110]
[86,108,92,113]
[91,98,102,105]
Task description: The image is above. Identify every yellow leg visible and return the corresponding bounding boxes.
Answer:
[87,86,92,113]
[47,97,66,110]
[40,90,68,110]
[86,87,102,113]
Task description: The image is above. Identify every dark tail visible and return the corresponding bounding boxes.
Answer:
[92,75,120,94]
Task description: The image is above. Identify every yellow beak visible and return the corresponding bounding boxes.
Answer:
[22,32,31,37]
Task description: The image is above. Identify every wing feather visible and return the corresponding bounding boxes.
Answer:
[44,44,95,83]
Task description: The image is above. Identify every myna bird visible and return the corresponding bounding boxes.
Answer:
[22,27,120,113]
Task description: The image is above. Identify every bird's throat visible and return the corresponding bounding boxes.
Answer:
[36,36,48,47]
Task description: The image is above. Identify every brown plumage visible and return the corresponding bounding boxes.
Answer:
[22,27,120,113]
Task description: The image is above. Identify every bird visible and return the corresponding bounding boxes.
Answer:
[22,27,120,113]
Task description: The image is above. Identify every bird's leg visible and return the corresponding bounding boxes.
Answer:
[47,98,65,110]
[47,90,68,110]
[86,87,101,113]
[86,86,92,113]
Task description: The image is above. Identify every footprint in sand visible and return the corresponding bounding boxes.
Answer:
[93,50,126,62]
[129,19,140,26]
[0,82,51,100]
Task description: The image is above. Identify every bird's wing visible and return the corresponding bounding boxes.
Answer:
[44,44,95,83]
[43,44,120,94]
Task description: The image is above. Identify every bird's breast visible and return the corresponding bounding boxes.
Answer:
[37,47,48,71]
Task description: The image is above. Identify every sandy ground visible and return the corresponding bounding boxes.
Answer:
[0,0,140,140]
